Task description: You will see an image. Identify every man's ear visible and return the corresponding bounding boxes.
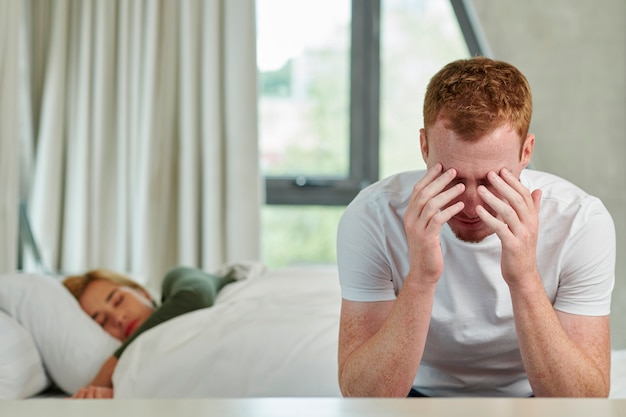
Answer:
[420,128,429,163]
[521,133,535,168]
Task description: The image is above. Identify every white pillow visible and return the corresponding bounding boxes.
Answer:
[114,266,343,398]
[0,273,121,395]
[0,310,49,398]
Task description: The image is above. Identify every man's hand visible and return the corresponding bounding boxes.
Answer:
[71,385,114,399]
[404,162,465,283]
[476,168,611,397]
[476,168,542,288]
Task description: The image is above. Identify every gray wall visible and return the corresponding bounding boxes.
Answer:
[470,0,626,348]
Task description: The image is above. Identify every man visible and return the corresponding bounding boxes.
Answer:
[336,57,615,397]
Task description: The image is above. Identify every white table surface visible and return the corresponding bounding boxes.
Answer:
[3,398,625,417]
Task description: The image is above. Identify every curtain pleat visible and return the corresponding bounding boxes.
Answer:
[179,0,203,266]
[200,0,226,269]
[0,0,21,273]
[29,0,70,271]
[223,0,260,264]
[18,0,260,293]
[62,0,92,269]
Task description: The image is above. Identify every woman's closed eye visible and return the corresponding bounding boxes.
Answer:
[112,292,123,307]
[93,312,108,328]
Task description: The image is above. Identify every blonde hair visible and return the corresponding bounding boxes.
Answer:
[63,269,150,301]
[423,56,532,143]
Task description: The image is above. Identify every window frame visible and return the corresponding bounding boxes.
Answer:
[263,0,486,206]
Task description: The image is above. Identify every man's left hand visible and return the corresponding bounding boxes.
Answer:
[476,168,542,288]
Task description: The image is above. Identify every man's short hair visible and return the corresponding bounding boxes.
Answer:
[423,56,532,142]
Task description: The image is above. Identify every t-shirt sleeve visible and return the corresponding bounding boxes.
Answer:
[337,191,398,302]
[553,198,615,316]
[114,268,224,358]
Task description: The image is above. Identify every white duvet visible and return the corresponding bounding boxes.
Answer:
[113,266,343,398]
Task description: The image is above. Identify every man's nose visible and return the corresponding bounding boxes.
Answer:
[460,186,481,217]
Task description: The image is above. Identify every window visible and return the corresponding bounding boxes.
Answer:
[257,0,485,268]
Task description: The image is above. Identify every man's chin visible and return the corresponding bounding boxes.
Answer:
[450,226,492,243]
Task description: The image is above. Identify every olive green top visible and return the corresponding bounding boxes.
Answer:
[114,266,233,358]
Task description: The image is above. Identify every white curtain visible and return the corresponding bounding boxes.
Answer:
[0,0,22,274]
[19,0,260,293]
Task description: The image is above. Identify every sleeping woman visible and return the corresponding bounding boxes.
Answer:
[63,266,238,399]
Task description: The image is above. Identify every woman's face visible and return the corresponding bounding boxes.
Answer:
[79,279,155,341]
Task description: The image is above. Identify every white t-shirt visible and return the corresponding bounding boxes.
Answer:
[337,169,615,397]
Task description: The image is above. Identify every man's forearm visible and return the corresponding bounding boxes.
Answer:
[339,280,437,397]
[510,278,610,397]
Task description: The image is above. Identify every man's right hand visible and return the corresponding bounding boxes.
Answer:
[403,163,465,284]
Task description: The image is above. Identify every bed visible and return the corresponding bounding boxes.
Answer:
[0,265,342,399]
[0,266,625,399]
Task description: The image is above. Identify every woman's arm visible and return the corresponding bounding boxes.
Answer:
[71,356,118,399]
[89,355,118,387]
[72,385,114,399]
